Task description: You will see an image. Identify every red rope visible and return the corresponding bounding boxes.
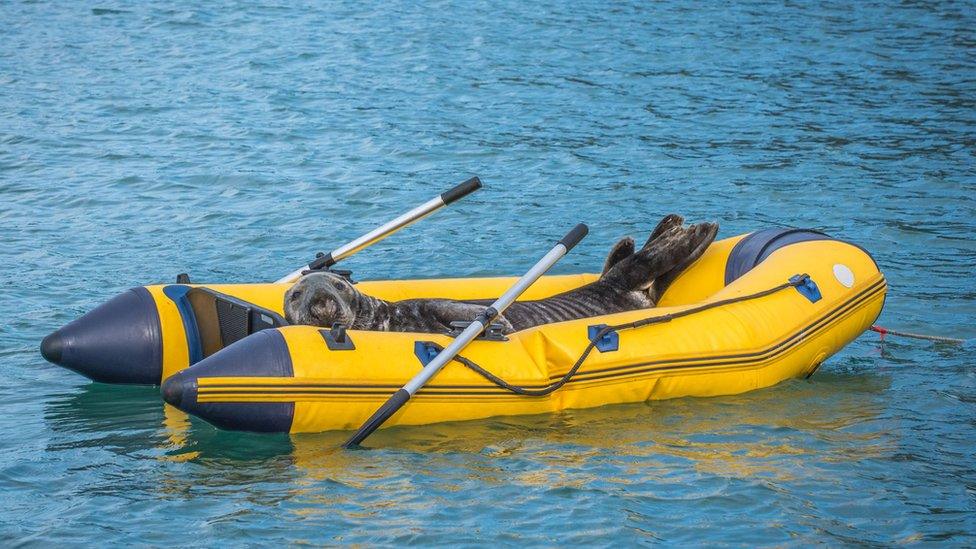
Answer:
[870,324,963,344]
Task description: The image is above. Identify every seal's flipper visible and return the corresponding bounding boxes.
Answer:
[599,215,684,278]
[602,237,635,276]
[650,222,719,302]
[603,222,689,291]
[604,220,718,296]
[642,214,683,249]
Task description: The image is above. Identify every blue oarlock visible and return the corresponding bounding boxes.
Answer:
[588,324,619,352]
[789,274,822,303]
[414,341,441,366]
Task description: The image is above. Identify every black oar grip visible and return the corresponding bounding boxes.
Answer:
[440,177,482,205]
[558,223,589,252]
[343,388,411,448]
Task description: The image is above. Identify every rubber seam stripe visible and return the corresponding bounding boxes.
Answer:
[197,279,886,399]
[198,395,527,402]
[197,281,885,399]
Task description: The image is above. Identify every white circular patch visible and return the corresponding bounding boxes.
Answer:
[833,263,855,288]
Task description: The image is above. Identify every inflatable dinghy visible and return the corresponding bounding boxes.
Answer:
[120,229,882,434]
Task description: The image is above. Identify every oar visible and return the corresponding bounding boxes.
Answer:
[343,222,589,448]
[276,177,483,284]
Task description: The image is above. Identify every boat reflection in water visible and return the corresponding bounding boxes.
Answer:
[44,364,891,524]
[281,369,891,504]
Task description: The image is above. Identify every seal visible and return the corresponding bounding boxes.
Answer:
[283,214,718,334]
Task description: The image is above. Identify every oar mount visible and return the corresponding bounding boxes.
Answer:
[307,251,336,271]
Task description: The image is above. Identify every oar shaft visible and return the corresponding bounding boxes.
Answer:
[276,177,482,284]
[401,244,568,395]
[326,196,444,264]
[403,312,498,394]
[344,223,588,448]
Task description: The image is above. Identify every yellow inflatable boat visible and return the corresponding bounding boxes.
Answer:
[146,229,885,434]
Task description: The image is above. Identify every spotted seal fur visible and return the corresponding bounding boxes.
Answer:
[284,214,718,334]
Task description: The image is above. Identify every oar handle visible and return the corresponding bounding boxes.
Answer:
[343,223,588,448]
[440,177,482,205]
[558,222,589,252]
[276,177,483,284]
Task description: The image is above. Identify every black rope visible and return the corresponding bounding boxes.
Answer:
[433,276,806,397]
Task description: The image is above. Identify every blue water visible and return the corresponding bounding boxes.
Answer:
[2,0,975,544]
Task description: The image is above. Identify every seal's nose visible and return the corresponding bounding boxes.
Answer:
[40,288,163,385]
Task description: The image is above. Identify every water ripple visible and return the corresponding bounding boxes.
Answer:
[2,0,975,545]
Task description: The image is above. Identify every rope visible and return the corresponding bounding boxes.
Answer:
[436,277,806,397]
[870,325,964,345]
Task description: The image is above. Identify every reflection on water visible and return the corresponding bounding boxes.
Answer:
[45,383,162,436]
[18,330,970,544]
[284,370,891,479]
[41,367,897,544]
[259,372,895,543]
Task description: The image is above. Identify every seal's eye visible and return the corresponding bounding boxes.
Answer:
[290,291,302,301]
[333,282,344,291]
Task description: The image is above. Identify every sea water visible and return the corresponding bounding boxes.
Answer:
[1,1,974,544]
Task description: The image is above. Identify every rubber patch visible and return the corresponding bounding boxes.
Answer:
[833,263,855,288]
[321,326,356,351]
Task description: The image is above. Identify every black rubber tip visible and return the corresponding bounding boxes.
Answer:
[159,330,296,433]
[344,388,412,448]
[558,223,589,252]
[40,331,63,364]
[161,374,185,408]
[440,176,482,205]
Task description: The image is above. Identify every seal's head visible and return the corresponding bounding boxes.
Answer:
[284,272,359,327]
